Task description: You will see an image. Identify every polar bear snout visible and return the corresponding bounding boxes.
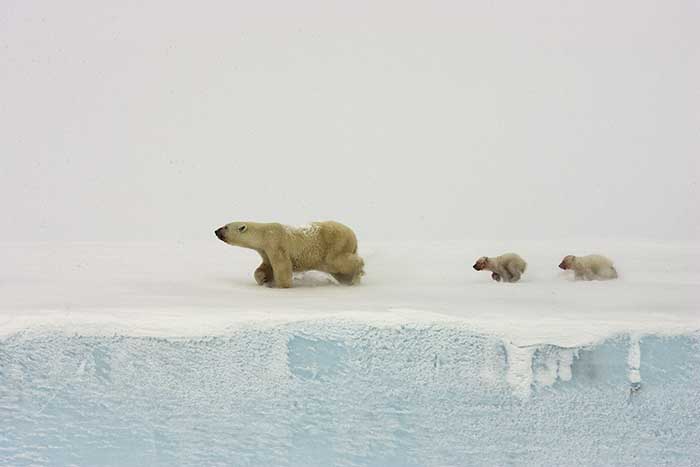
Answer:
[215,226,227,241]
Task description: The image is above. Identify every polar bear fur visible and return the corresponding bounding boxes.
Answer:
[215,221,364,288]
[473,253,527,283]
[558,254,618,281]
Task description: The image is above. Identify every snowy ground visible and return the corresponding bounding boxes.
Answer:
[1,240,698,346]
[2,240,699,466]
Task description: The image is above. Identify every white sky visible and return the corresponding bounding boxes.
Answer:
[1,0,698,242]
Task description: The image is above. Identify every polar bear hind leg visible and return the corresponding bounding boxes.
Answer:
[327,253,364,285]
[506,263,522,282]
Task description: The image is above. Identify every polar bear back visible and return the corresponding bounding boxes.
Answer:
[577,254,614,271]
[571,254,618,280]
[284,221,358,271]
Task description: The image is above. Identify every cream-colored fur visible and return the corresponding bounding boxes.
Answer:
[559,254,618,281]
[473,253,527,283]
[215,221,364,288]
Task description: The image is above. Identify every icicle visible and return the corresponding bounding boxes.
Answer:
[504,342,534,398]
[557,349,577,382]
[627,335,642,393]
[533,349,558,386]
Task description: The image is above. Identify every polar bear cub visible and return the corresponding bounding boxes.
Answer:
[215,220,364,288]
[558,254,618,280]
[473,253,527,283]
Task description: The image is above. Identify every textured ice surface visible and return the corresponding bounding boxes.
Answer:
[2,326,700,467]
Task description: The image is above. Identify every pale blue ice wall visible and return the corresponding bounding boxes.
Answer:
[2,325,699,466]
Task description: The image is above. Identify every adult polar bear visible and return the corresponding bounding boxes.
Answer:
[215,221,365,288]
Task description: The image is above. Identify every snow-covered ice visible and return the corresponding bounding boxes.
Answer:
[2,240,697,345]
[1,240,699,466]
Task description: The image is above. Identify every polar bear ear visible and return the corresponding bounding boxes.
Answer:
[237,225,247,233]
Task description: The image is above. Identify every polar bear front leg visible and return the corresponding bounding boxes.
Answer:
[268,249,293,288]
[254,252,273,285]
[254,262,273,285]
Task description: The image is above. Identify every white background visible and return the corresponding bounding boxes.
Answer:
[2,0,698,242]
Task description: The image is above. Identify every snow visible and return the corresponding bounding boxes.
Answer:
[2,240,698,346]
[285,223,322,237]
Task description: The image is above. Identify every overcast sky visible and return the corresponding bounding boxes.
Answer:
[1,0,698,242]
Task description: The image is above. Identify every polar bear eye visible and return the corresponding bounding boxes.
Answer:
[237,225,247,233]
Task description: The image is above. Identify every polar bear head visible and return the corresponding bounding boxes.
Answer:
[473,256,489,271]
[559,255,576,270]
[215,222,260,249]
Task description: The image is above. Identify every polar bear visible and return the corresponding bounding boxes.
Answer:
[473,253,527,283]
[558,254,618,280]
[214,221,364,288]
